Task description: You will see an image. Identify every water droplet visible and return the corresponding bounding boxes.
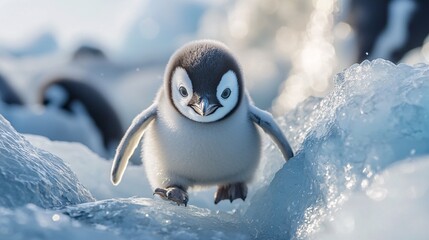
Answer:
[366,187,388,201]
[52,214,60,222]
[361,179,369,189]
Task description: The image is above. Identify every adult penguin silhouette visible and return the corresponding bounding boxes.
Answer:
[347,0,429,63]
[0,73,23,105]
[39,78,123,157]
[72,45,107,61]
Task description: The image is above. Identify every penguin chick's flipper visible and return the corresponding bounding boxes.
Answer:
[154,186,189,206]
[111,103,157,185]
[214,182,248,204]
[249,105,294,161]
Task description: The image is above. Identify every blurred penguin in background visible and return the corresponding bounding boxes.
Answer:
[347,0,429,63]
[39,78,124,157]
[72,45,107,62]
[0,73,23,105]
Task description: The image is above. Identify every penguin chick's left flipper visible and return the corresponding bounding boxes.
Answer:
[249,105,294,161]
[214,182,248,204]
[154,186,189,206]
[111,103,157,185]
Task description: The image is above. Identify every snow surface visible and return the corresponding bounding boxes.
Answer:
[25,134,154,201]
[1,59,429,239]
[0,115,93,209]
[0,102,105,157]
[0,204,117,240]
[316,157,429,240]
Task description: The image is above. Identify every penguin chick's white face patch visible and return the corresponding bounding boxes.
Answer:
[171,68,239,123]
[171,67,194,114]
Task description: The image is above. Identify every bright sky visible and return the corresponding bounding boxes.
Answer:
[0,0,145,50]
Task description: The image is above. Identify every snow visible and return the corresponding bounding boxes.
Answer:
[247,59,429,239]
[0,115,93,209]
[316,157,429,240]
[64,198,249,240]
[0,204,117,240]
[25,134,154,200]
[0,102,105,157]
[2,32,58,58]
[402,36,429,65]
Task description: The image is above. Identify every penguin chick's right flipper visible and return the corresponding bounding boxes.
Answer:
[249,105,294,161]
[214,182,248,204]
[111,103,157,185]
[154,186,189,206]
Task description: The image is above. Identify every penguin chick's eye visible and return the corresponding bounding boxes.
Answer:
[221,88,231,99]
[179,86,188,97]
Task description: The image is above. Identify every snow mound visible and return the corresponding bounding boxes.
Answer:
[25,134,154,200]
[316,156,429,240]
[6,32,58,58]
[0,103,105,158]
[246,59,429,239]
[0,115,94,209]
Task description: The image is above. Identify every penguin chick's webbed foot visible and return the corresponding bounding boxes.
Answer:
[214,182,248,204]
[154,186,189,206]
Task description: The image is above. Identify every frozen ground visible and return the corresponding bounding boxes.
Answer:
[0,115,93,209]
[0,59,428,239]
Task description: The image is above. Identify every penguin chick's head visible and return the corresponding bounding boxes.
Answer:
[165,40,243,123]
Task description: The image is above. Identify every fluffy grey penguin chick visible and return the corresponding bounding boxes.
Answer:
[111,40,294,206]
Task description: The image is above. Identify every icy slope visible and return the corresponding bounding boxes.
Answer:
[316,156,429,240]
[0,115,94,208]
[246,59,429,239]
[0,204,118,240]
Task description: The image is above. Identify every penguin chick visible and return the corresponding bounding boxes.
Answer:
[111,40,294,206]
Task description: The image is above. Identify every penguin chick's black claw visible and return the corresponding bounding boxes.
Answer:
[214,182,248,204]
[153,188,168,200]
[154,186,188,207]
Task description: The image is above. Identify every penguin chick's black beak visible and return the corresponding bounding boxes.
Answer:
[189,96,221,116]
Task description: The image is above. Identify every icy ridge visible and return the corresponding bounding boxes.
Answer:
[0,115,94,209]
[246,59,429,239]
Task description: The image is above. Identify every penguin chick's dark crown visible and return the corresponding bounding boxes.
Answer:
[166,41,243,116]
